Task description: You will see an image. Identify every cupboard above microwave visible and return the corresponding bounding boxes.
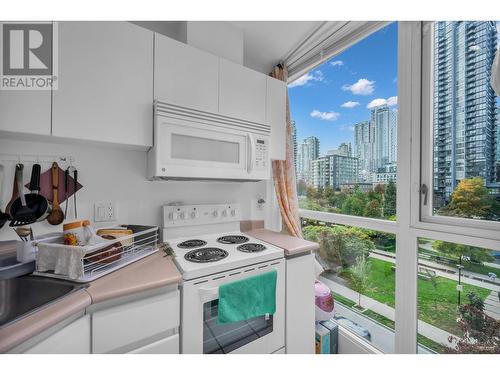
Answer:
[147,101,271,181]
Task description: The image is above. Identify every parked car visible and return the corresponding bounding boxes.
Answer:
[335,316,372,341]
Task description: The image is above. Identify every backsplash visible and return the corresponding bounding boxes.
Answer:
[0,137,267,241]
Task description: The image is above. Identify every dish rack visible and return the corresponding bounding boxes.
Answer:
[33,225,159,283]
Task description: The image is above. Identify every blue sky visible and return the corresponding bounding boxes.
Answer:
[288,22,398,154]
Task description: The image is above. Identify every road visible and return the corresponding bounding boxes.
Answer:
[334,302,432,354]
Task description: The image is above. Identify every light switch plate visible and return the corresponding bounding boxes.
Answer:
[94,202,116,222]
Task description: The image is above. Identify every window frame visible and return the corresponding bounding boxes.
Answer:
[416,21,500,241]
[295,21,500,354]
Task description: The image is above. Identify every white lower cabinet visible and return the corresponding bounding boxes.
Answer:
[24,315,91,354]
[285,253,315,354]
[91,289,180,354]
[128,334,179,354]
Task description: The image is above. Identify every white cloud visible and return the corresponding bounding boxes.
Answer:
[288,70,324,88]
[342,78,375,95]
[367,96,398,109]
[330,60,344,67]
[310,110,340,121]
[341,101,360,108]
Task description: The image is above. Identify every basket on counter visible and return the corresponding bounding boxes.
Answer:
[33,225,159,282]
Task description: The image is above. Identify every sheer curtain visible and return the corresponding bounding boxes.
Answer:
[270,64,302,238]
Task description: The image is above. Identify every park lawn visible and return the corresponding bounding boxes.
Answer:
[332,292,447,353]
[346,258,491,336]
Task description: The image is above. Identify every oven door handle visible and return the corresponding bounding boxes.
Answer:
[199,286,219,302]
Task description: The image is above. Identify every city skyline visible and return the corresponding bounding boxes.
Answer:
[288,22,398,155]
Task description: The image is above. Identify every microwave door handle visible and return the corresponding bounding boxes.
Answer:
[199,286,219,302]
[247,133,255,174]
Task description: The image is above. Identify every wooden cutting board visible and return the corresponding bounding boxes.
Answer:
[25,166,82,204]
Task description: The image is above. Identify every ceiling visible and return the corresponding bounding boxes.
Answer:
[228,21,323,74]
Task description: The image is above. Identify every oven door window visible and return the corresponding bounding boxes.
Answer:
[203,300,273,354]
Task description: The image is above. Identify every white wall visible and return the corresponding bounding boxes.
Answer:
[0,138,267,241]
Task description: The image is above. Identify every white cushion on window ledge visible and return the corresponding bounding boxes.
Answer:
[491,48,500,96]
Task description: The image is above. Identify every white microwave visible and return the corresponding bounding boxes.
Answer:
[148,101,271,181]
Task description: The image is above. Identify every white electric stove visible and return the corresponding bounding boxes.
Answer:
[163,203,285,354]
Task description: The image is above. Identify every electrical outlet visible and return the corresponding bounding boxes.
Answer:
[94,202,116,222]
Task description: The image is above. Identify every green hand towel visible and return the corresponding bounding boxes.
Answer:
[218,270,277,324]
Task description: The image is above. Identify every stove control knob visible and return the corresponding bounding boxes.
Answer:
[190,211,199,219]
[230,209,236,217]
[212,210,219,217]
[169,212,178,220]
[179,212,186,220]
[221,209,228,217]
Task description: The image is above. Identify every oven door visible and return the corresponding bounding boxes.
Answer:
[181,259,285,354]
[156,117,256,180]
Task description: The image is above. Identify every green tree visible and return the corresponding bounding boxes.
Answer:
[306,186,317,201]
[341,192,366,217]
[433,241,494,264]
[303,225,375,269]
[447,292,500,354]
[349,256,371,307]
[323,186,335,202]
[364,199,382,218]
[439,177,497,219]
[315,186,324,200]
[383,180,396,218]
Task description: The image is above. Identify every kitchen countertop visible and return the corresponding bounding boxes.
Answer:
[0,252,181,353]
[86,251,182,304]
[243,227,319,257]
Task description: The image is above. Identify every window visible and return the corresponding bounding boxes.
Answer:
[417,238,500,354]
[289,21,500,354]
[421,21,500,231]
[303,218,399,353]
[289,22,398,221]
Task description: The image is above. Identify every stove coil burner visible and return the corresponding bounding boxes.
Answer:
[237,243,267,253]
[216,235,249,244]
[177,239,207,249]
[184,248,229,263]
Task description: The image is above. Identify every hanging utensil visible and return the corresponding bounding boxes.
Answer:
[46,162,65,225]
[9,164,38,227]
[5,166,19,217]
[64,165,78,219]
[10,163,51,223]
[0,165,10,229]
[73,168,78,219]
[13,226,31,242]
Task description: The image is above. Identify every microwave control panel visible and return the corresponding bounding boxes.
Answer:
[254,138,269,169]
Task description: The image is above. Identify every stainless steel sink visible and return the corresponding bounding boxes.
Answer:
[0,276,86,328]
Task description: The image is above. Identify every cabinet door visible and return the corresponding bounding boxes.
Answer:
[52,22,154,147]
[267,77,287,160]
[154,34,219,113]
[286,254,315,354]
[92,290,180,353]
[219,58,267,124]
[24,315,91,354]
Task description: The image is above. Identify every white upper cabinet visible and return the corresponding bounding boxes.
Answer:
[219,58,267,124]
[155,33,219,113]
[52,22,154,147]
[0,20,52,136]
[0,91,51,136]
[267,76,287,160]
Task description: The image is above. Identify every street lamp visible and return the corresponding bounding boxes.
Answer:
[456,255,470,306]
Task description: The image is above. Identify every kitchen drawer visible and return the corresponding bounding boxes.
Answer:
[92,290,179,353]
[128,334,179,354]
[24,315,91,354]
